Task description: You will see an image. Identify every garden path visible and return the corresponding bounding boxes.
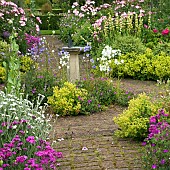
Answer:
[44,35,163,170]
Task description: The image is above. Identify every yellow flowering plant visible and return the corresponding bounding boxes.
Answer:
[113,93,162,140]
[48,82,88,116]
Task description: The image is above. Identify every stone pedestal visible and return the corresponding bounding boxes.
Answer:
[62,47,83,83]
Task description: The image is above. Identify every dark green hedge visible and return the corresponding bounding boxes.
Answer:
[38,14,62,30]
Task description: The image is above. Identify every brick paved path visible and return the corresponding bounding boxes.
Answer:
[52,105,143,170]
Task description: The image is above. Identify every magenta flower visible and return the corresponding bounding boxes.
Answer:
[152,164,157,169]
[26,136,36,144]
[162,28,170,35]
[160,159,165,165]
[16,155,28,163]
[24,167,31,170]
[163,149,168,153]
[0,130,3,134]
[141,141,147,146]
[88,99,92,104]
[150,116,157,123]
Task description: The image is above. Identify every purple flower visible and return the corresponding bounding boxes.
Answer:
[151,143,156,147]
[150,116,157,123]
[19,130,25,135]
[37,75,43,79]
[141,141,146,146]
[163,149,168,153]
[24,167,31,170]
[0,130,3,134]
[152,164,157,169]
[27,158,36,165]
[160,159,165,164]
[26,136,36,144]
[16,155,28,163]
[32,88,36,94]
[2,164,10,168]
[78,96,83,101]
[84,45,91,52]
[2,31,10,39]
[88,99,92,104]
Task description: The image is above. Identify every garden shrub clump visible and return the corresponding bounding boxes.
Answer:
[110,49,170,81]
[47,78,136,116]
[47,81,88,116]
[111,35,146,55]
[113,93,162,140]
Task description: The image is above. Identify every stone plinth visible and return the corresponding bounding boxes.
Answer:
[62,47,83,83]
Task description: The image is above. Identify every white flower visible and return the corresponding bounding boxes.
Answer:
[12,125,17,129]
[102,45,112,57]
[51,50,55,53]
[58,138,64,142]
[82,147,88,151]
[114,59,120,65]
[121,59,124,63]
[99,64,106,71]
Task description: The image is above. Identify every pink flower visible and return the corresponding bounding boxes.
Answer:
[36,24,40,32]
[19,20,26,26]
[153,29,158,33]
[26,136,36,144]
[162,28,170,35]
[73,9,79,16]
[73,2,79,7]
[144,24,149,29]
[36,17,42,24]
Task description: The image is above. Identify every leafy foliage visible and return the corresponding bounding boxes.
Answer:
[47,82,88,116]
[113,93,162,140]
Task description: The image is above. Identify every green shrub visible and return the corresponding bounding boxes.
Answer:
[153,42,170,56]
[41,2,52,14]
[35,0,50,7]
[21,70,57,104]
[38,15,61,30]
[112,35,146,54]
[72,21,93,46]
[47,82,88,116]
[152,53,170,81]
[113,93,162,140]
[110,49,170,81]
[76,78,117,106]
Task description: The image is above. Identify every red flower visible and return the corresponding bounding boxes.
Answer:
[161,28,170,35]
[153,28,158,33]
